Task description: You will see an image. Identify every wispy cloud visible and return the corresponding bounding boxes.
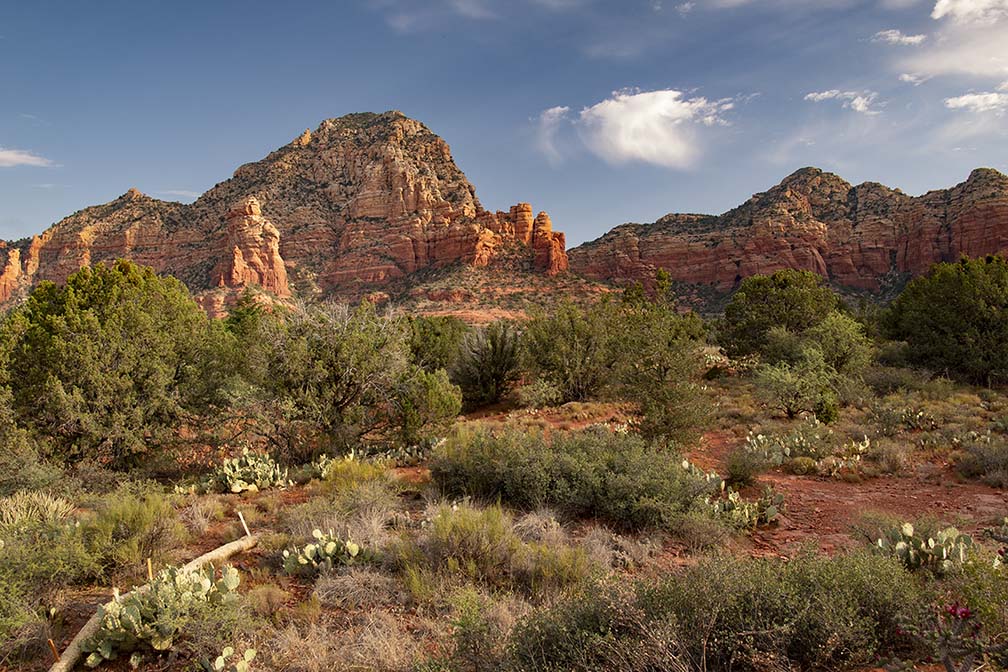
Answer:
[0,148,55,168]
[156,189,201,199]
[872,29,927,45]
[804,89,882,114]
[899,72,932,85]
[534,106,571,165]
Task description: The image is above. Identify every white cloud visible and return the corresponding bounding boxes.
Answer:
[575,88,734,168]
[448,0,496,19]
[899,72,932,85]
[999,80,1008,90]
[535,106,571,165]
[944,91,1008,113]
[677,2,695,13]
[931,0,1008,22]
[872,29,927,45]
[0,148,55,168]
[804,90,882,114]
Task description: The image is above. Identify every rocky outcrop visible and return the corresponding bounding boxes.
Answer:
[212,197,289,296]
[0,111,569,313]
[569,167,1008,293]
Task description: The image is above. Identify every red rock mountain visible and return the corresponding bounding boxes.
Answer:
[570,167,1008,295]
[0,111,567,314]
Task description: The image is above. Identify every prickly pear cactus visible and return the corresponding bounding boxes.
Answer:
[282,529,369,575]
[82,564,241,667]
[211,447,290,494]
[876,522,973,574]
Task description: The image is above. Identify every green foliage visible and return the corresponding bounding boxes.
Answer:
[80,483,187,575]
[875,522,974,574]
[450,321,521,409]
[282,528,367,575]
[406,315,470,373]
[885,255,1008,384]
[805,311,874,375]
[719,269,840,358]
[430,428,718,530]
[756,348,838,420]
[82,565,241,667]
[3,260,216,467]
[522,302,621,403]
[207,448,289,494]
[242,301,458,460]
[392,367,462,446]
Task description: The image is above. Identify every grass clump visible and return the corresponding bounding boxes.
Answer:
[430,427,717,530]
[395,502,600,598]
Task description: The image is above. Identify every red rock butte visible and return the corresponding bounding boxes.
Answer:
[569,166,1008,295]
[0,111,568,315]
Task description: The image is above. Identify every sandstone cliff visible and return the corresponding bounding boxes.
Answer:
[569,167,1008,294]
[0,111,568,313]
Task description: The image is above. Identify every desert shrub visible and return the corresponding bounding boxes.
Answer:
[482,553,921,672]
[613,303,710,446]
[719,269,840,358]
[242,301,459,460]
[805,311,874,375]
[725,444,767,485]
[2,260,218,467]
[449,321,521,409]
[756,348,837,420]
[863,365,930,395]
[406,315,470,373]
[396,503,598,595]
[885,255,1008,385]
[391,367,462,446]
[0,388,62,497]
[522,302,621,403]
[321,454,393,493]
[955,431,1008,487]
[516,379,563,408]
[81,483,187,576]
[430,428,717,530]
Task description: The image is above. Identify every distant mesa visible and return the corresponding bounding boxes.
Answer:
[569,166,1008,297]
[0,111,569,315]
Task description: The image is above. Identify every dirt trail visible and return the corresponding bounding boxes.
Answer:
[697,431,1008,557]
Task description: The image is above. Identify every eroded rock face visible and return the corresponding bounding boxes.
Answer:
[569,167,1008,292]
[213,196,290,296]
[0,111,569,313]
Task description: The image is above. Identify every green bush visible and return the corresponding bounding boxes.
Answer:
[955,431,1008,487]
[756,348,837,420]
[430,428,717,530]
[522,302,621,403]
[406,315,470,373]
[464,552,923,672]
[81,483,187,576]
[391,367,462,446]
[2,260,219,467]
[885,256,1008,384]
[719,269,840,358]
[450,321,521,409]
[242,301,458,460]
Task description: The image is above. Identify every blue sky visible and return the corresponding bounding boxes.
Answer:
[2,0,1007,245]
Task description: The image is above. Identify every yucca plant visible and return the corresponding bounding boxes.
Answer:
[449,321,520,409]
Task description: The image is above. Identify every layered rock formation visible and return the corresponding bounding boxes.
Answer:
[0,111,568,313]
[570,167,1008,293]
